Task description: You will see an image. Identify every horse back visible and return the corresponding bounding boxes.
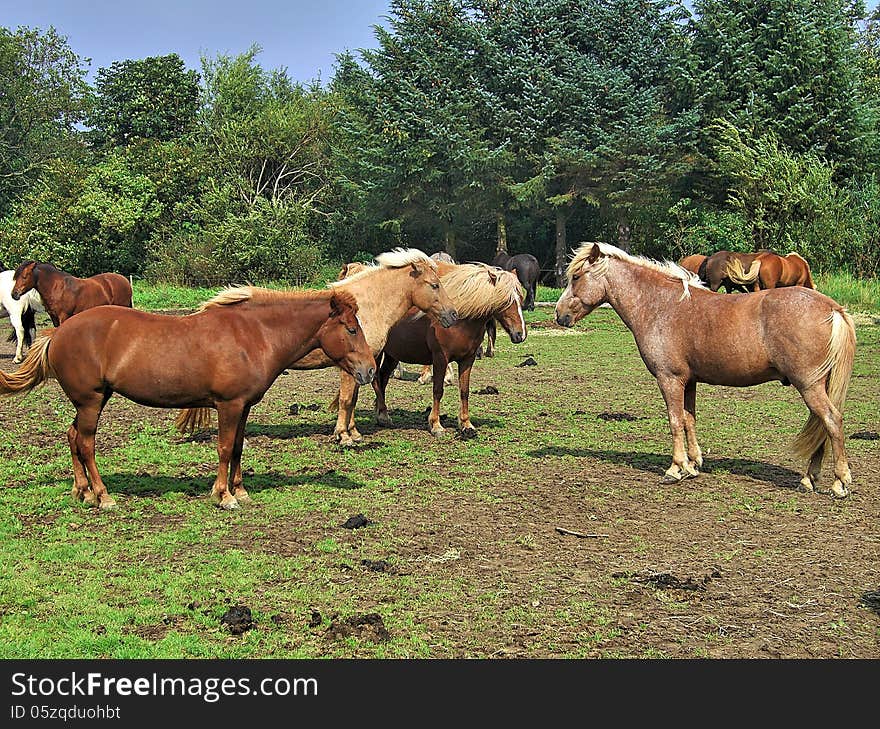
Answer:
[91,272,133,307]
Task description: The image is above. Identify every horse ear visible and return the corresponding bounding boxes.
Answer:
[587,245,603,264]
[329,294,346,318]
[510,266,518,278]
[338,264,350,280]
[409,261,422,278]
[487,268,498,285]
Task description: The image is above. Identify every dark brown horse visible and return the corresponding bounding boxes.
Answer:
[11,261,133,326]
[700,250,764,292]
[556,242,856,498]
[374,263,526,438]
[492,251,539,310]
[0,287,375,510]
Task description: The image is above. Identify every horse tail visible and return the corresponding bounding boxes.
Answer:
[175,407,214,434]
[0,332,54,395]
[726,258,761,285]
[792,308,856,462]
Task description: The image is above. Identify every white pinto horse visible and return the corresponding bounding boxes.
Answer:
[0,269,45,363]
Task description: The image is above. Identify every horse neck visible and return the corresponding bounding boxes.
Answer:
[336,267,417,350]
[603,258,686,335]
[36,264,76,298]
[247,293,333,368]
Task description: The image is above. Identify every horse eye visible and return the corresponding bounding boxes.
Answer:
[430,283,439,290]
[347,326,358,335]
[572,274,580,282]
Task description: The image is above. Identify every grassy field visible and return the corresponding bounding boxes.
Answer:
[0,298,877,659]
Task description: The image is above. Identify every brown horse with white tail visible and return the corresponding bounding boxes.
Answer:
[555,242,856,497]
[0,287,375,510]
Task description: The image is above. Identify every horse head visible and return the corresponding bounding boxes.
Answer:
[317,291,376,386]
[556,243,607,327]
[11,261,39,300]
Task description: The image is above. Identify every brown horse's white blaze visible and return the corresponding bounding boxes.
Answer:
[556,242,856,497]
[0,288,375,511]
[374,263,526,438]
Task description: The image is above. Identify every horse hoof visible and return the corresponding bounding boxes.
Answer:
[376,412,393,427]
[430,427,446,438]
[99,499,117,511]
[220,497,239,510]
[661,471,684,483]
[235,492,253,504]
[349,430,363,443]
[798,477,815,493]
[459,427,477,440]
[684,468,700,479]
[12,358,22,365]
[831,481,850,498]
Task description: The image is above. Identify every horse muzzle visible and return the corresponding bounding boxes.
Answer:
[354,366,376,386]
[438,309,458,328]
[510,331,525,344]
[10,290,21,301]
[556,313,573,327]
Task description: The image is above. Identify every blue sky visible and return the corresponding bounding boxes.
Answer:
[0,0,392,83]
[3,1,878,85]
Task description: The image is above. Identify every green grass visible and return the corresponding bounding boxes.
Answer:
[1,300,878,659]
[814,271,880,314]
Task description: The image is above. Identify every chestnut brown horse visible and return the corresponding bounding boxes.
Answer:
[753,251,815,289]
[0,288,375,510]
[177,248,459,446]
[556,242,856,497]
[12,261,132,326]
[678,254,707,277]
[374,263,526,438]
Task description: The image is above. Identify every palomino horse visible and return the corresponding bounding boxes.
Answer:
[0,288,375,510]
[1,269,45,363]
[12,261,132,326]
[176,248,459,446]
[374,263,526,438]
[555,242,856,498]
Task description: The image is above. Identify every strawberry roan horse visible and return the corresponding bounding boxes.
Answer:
[0,288,375,510]
[555,242,856,497]
[176,248,459,446]
[12,261,133,326]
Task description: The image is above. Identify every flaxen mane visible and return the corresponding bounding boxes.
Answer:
[441,264,524,318]
[330,248,437,288]
[567,242,705,299]
[197,286,353,313]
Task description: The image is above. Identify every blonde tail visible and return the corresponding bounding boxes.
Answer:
[0,333,53,395]
[726,258,761,285]
[792,309,856,462]
[175,407,214,434]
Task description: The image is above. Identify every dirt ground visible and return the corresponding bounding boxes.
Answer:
[1,309,878,658]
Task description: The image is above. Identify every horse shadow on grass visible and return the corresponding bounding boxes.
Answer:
[38,469,367,499]
[527,446,803,488]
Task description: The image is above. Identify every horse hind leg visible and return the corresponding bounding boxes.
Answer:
[73,397,116,509]
[67,421,96,506]
[798,384,852,498]
[374,354,397,427]
[229,406,252,504]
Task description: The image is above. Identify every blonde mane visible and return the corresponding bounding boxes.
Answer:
[567,242,705,299]
[441,264,524,318]
[197,285,341,312]
[329,248,437,288]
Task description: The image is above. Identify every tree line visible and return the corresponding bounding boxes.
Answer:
[2,0,879,286]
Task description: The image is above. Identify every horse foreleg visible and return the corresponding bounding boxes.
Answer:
[229,405,252,503]
[333,370,362,446]
[485,320,497,357]
[799,384,852,498]
[67,420,95,506]
[374,354,397,427]
[212,402,244,509]
[428,351,450,437]
[457,356,477,438]
[683,380,703,471]
[657,376,696,482]
[74,396,116,509]
[11,310,26,363]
